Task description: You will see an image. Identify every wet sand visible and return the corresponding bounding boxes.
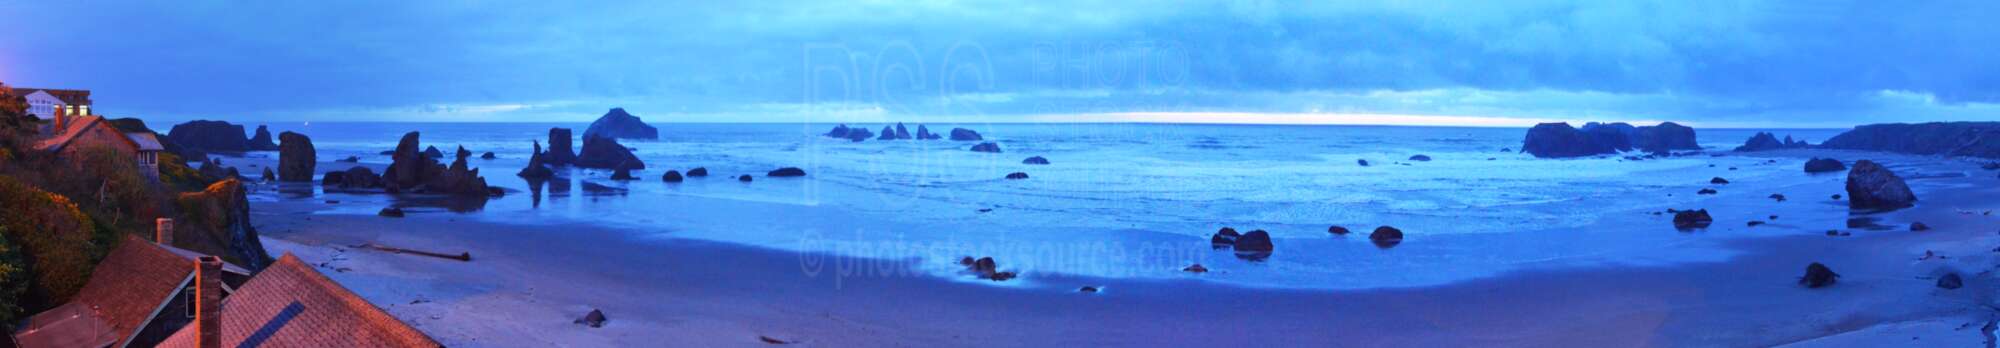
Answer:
[236,150,2000,347]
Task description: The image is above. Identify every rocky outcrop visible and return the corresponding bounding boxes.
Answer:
[1845,160,1916,210]
[825,124,852,138]
[1819,122,2000,158]
[384,132,495,196]
[323,166,383,189]
[277,131,315,182]
[1521,123,1612,158]
[1210,227,1240,248]
[877,126,898,140]
[950,128,982,141]
[894,123,911,139]
[248,125,279,151]
[1004,172,1028,180]
[970,142,1001,153]
[1673,209,1713,229]
[1804,158,1846,173]
[174,179,276,270]
[1370,226,1404,248]
[1734,132,1810,152]
[167,120,253,152]
[546,128,577,166]
[1523,121,1699,157]
[1022,156,1049,165]
[575,136,644,170]
[583,107,659,140]
[517,141,554,179]
[768,167,806,177]
[1234,230,1273,258]
[844,127,873,142]
[1633,122,1700,153]
[1799,262,1839,288]
[915,125,942,140]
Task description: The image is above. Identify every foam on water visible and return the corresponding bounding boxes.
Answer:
[262,122,1856,289]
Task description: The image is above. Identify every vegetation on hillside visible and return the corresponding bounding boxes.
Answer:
[0,176,102,310]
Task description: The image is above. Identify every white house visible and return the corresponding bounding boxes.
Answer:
[16,88,92,120]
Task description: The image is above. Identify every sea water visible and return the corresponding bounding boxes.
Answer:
[244,122,1853,289]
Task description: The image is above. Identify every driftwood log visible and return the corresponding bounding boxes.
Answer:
[355,243,472,261]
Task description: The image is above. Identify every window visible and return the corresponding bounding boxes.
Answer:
[184,286,196,318]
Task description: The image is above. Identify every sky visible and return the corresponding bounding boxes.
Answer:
[3,0,1998,128]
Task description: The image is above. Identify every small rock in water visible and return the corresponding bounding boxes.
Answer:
[1327,225,1350,235]
[1408,155,1432,162]
[610,168,636,181]
[1079,286,1099,293]
[1234,230,1274,260]
[1770,215,1779,220]
[1209,227,1240,248]
[1710,177,1730,184]
[1799,262,1840,288]
[1747,221,1765,227]
[687,167,709,177]
[480,152,496,159]
[378,207,405,218]
[1697,188,1718,195]
[969,142,1002,153]
[1357,159,1370,167]
[1369,226,1404,248]
[1022,156,1050,165]
[768,167,807,177]
[1911,222,1931,231]
[1937,273,1963,290]
[1005,172,1029,180]
[662,170,683,182]
[1831,194,1843,200]
[575,309,608,328]
[1672,209,1713,229]
[337,156,360,163]
[1825,230,1840,236]
[738,175,753,182]
[1769,194,1787,202]
[1182,264,1208,273]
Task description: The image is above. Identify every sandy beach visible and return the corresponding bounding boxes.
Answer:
[226,149,2000,347]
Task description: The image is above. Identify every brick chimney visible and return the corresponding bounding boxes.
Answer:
[52,105,66,132]
[155,218,174,247]
[197,256,223,348]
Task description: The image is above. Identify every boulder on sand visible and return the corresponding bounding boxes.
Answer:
[1845,160,1916,210]
[1938,273,1963,290]
[1799,262,1839,288]
[1369,226,1404,248]
[1804,158,1845,173]
[576,309,608,328]
[583,107,659,140]
[1022,156,1049,165]
[949,128,983,141]
[1328,226,1350,235]
[1710,177,1729,184]
[1673,209,1713,229]
[1004,172,1029,180]
[378,207,405,218]
[574,135,645,170]
[661,170,683,182]
[277,131,315,182]
[768,167,806,177]
[970,142,1002,153]
[546,128,577,165]
[737,174,753,182]
[1234,230,1274,258]
[1210,227,1240,248]
[687,167,709,177]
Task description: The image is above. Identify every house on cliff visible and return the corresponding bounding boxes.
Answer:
[12,87,91,120]
[31,106,165,180]
[10,222,253,348]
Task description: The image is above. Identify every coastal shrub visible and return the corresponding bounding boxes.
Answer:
[0,176,100,309]
[157,152,212,191]
[0,230,27,323]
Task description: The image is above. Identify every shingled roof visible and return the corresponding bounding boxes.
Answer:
[156,253,440,348]
[12,235,247,348]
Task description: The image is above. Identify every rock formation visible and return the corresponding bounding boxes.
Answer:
[662,170,683,182]
[1580,122,1637,152]
[687,167,709,177]
[1004,172,1028,180]
[517,140,554,179]
[1521,123,1612,158]
[276,131,315,182]
[844,127,873,142]
[970,142,1002,153]
[825,124,851,138]
[174,179,276,269]
[1022,156,1050,165]
[1673,209,1713,229]
[877,126,898,140]
[915,125,942,140]
[894,123,911,139]
[1819,122,2000,158]
[574,136,645,170]
[1370,226,1404,248]
[583,107,660,140]
[950,128,982,141]
[768,167,806,177]
[248,125,279,151]
[546,128,577,166]
[1210,227,1240,248]
[167,120,253,152]
[1804,158,1846,173]
[384,132,494,196]
[1734,132,1810,152]
[1523,121,1700,158]
[1234,230,1274,258]
[1845,160,1916,210]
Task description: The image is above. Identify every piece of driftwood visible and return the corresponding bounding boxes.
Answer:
[354,243,472,261]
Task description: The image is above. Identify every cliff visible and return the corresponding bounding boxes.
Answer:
[1819,122,2000,158]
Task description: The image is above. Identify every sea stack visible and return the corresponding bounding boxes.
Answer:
[583,107,660,140]
[276,131,315,182]
[575,135,645,170]
[248,125,279,151]
[1845,160,1916,210]
[546,128,577,166]
[950,128,983,141]
[1521,122,1611,158]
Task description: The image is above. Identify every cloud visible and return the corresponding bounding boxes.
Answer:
[1,0,1995,125]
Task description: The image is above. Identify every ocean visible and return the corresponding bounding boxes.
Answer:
[237,122,1852,289]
